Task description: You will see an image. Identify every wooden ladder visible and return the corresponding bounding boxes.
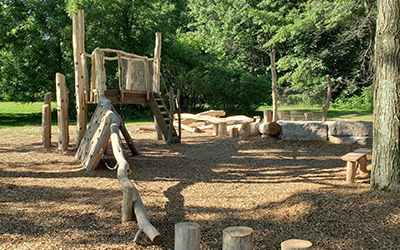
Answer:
[149,92,181,144]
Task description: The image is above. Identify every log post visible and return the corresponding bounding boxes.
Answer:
[229,127,239,138]
[218,122,227,137]
[167,87,174,144]
[281,239,312,250]
[322,75,332,122]
[240,124,251,140]
[56,73,69,151]
[277,110,285,121]
[304,112,313,121]
[42,92,52,149]
[263,110,272,123]
[212,123,219,136]
[222,226,253,250]
[175,222,200,250]
[358,155,369,178]
[73,9,87,146]
[291,111,298,121]
[153,32,163,141]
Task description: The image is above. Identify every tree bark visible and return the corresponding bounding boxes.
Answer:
[371,0,400,192]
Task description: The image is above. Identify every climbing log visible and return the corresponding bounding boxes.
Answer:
[56,73,69,151]
[109,114,162,244]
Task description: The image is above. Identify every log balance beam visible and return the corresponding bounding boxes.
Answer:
[76,96,161,244]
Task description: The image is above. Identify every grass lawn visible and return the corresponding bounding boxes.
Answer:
[0,102,372,138]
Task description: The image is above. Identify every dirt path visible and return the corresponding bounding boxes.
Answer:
[1,125,399,249]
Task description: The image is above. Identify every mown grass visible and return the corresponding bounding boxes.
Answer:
[0,102,373,138]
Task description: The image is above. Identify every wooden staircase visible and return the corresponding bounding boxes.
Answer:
[149,92,180,144]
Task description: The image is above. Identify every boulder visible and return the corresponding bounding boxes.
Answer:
[277,121,328,141]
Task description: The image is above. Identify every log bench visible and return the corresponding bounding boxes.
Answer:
[341,148,371,184]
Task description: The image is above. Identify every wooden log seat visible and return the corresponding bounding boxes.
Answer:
[341,148,371,184]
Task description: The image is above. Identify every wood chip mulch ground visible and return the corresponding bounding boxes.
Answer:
[1,124,400,249]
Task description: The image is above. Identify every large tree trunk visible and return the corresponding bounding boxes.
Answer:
[371,0,400,192]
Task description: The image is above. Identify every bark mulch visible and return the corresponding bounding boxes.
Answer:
[1,125,399,249]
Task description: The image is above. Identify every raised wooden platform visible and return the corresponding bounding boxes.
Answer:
[88,89,150,104]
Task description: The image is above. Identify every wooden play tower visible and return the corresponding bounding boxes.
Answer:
[73,10,180,147]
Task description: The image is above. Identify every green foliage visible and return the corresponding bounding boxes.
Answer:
[204,67,271,114]
[332,86,373,111]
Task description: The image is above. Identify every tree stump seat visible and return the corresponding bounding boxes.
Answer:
[341,148,371,184]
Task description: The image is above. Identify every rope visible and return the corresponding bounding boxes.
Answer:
[100,150,119,170]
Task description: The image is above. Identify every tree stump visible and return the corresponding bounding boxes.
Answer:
[281,239,312,250]
[175,222,200,250]
[222,226,253,250]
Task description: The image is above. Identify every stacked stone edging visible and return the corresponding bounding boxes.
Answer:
[326,121,372,146]
[275,121,372,145]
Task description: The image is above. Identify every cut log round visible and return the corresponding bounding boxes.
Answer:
[255,122,281,135]
[175,222,200,250]
[281,239,312,250]
[222,226,253,250]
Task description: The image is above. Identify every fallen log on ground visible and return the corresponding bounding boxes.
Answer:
[254,121,281,135]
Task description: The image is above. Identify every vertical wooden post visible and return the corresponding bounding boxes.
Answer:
[93,49,106,96]
[304,112,313,121]
[240,124,251,140]
[153,32,163,141]
[263,110,272,123]
[281,239,312,250]
[277,110,285,120]
[229,127,239,138]
[346,161,357,184]
[212,123,219,136]
[270,48,278,122]
[222,226,253,250]
[175,222,200,250]
[291,111,298,121]
[322,75,332,122]
[167,87,175,144]
[56,73,69,151]
[73,9,87,146]
[218,122,227,137]
[42,92,52,149]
